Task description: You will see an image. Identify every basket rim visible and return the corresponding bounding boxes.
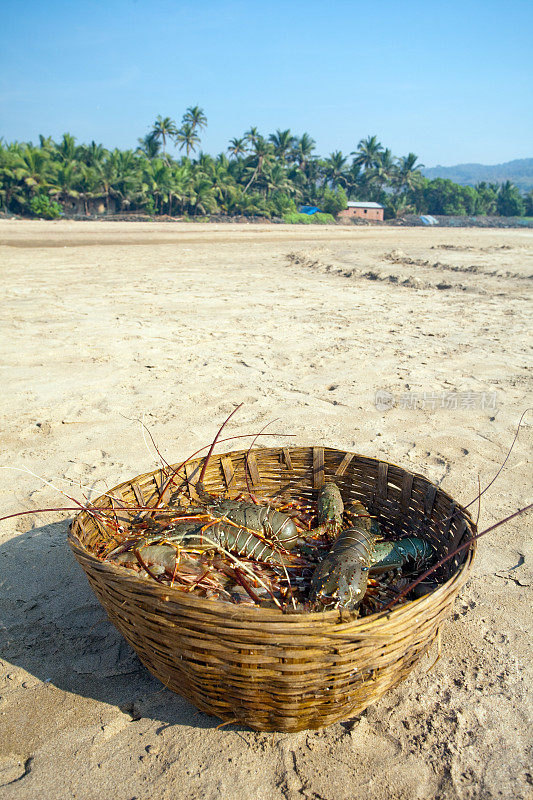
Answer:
[68,445,476,628]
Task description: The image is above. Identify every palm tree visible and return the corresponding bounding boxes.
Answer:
[194,151,214,172]
[183,105,207,132]
[49,161,80,209]
[137,133,161,159]
[244,126,260,147]
[150,116,177,160]
[190,177,218,215]
[175,123,200,158]
[79,141,107,167]
[376,148,394,182]
[323,151,348,189]
[75,165,100,214]
[352,135,384,171]
[208,161,233,208]
[344,161,363,199]
[262,163,299,199]
[56,133,78,163]
[2,122,479,222]
[0,143,26,210]
[142,159,173,213]
[385,194,412,218]
[111,150,144,211]
[93,157,120,212]
[268,129,295,162]
[38,135,55,154]
[227,137,246,159]
[394,153,425,193]
[215,152,230,168]
[169,162,193,214]
[242,137,274,194]
[14,146,51,197]
[291,133,316,171]
[357,168,385,203]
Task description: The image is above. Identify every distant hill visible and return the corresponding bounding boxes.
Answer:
[423,158,533,193]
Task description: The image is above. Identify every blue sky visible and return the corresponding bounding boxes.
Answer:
[1,0,531,166]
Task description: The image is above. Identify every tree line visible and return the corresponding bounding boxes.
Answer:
[1,106,531,219]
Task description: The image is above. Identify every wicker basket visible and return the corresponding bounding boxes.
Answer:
[68,446,475,732]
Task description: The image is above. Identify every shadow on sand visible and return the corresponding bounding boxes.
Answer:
[0,520,248,732]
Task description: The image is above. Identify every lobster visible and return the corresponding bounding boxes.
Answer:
[110,511,296,569]
[310,499,376,610]
[107,405,302,575]
[310,484,435,612]
[186,491,300,557]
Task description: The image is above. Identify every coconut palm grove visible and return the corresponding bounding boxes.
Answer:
[1,106,530,220]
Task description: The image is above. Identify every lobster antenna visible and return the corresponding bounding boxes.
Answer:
[197,403,244,486]
[244,418,279,502]
[120,412,173,471]
[0,431,297,525]
[475,475,481,527]
[464,408,530,510]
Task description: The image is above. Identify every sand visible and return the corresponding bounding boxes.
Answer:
[0,220,531,800]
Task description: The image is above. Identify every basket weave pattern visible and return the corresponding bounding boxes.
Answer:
[69,446,475,732]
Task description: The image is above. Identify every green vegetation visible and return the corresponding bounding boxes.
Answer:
[423,158,533,193]
[0,109,529,220]
[282,212,336,224]
[29,193,63,219]
[496,181,525,216]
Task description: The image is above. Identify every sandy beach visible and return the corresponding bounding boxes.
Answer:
[0,220,531,800]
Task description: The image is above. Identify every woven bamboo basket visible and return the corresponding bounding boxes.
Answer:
[68,446,476,732]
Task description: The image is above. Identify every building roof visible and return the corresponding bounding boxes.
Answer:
[299,205,322,214]
[346,201,384,209]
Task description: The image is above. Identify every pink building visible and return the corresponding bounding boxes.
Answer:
[338,201,384,221]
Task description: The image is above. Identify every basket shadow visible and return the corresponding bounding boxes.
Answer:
[0,521,242,732]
